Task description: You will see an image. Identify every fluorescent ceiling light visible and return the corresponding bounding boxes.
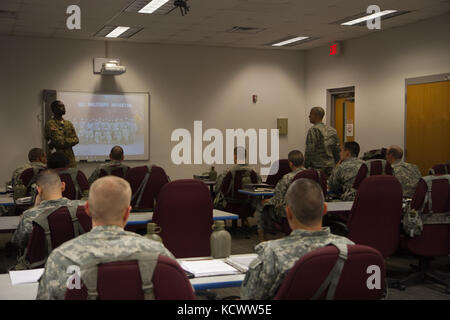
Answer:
[341,10,398,25]
[272,36,310,47]
[105,26,130,38]
[138,0,170,14]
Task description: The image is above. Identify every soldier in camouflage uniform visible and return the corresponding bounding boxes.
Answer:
[255,150,306,242]
[386,146,422,198]
[241,179,353,300]
[328,141,365,201]
[11,170,83,254]
[10,148,47,198]
[88,146,130,185]
[37,176,175,300]
[45,101,79,168]
[305,107,340,177]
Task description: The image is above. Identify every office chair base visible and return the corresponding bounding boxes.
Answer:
[398,259,450,294]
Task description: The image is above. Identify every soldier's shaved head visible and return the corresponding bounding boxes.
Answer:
[310,107,325,119]
[36,170,64,199]
[88,176,131,225]
[110,146,124,161]
[286,178,324,227]
[387,145,403,160]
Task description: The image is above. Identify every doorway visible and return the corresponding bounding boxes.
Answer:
[327,87,355,146]
[405,74,450,175]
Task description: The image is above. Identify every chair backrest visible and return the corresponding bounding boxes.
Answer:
[26,206,92,268]
[292,169,327,196]
[99,165,130,179]
[347,176,403,258]
[56,168,90,200]
[19,167,44,191]
[361,148,387,161]
[221,169,259,200]
[274,244,385,300]
[265,159,291,186]
[126,165,169,210]
[65,255,195,300]
[353,160,393,190]
[406,176,450,257]
[428,163,450,175]
[153,179,213,258]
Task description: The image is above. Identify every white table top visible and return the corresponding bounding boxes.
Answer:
[0,216,21,232]
[0,254,253,299]
[325,201,353,212]
[0,195,14,206]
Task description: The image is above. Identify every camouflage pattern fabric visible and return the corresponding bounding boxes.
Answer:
[10,162,47,188]
[328,157,365,201]
[391,160,422,198]
[241,227,354,300]
[305,123,340,175]
[255,167,305,231]
[87,160,129,185]
[45,118,79,168]
[36,225,175,300]
[11,198,84,251]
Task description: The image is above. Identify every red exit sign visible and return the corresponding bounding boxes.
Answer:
[330,43,340,56]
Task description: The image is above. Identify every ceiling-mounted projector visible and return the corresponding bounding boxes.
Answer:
[93,58,126,75]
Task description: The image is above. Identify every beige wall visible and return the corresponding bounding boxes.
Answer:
[304,13,450,157]
[0,36,306,183]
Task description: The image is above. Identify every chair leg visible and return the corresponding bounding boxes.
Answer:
[424,271,450,293]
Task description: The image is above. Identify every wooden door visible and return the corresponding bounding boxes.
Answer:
[334,97,355,145]
[406,80,450,175]
[334,97,345,146]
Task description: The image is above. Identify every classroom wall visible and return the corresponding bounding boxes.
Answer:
[304,13,450,157]
[0,36,306,183]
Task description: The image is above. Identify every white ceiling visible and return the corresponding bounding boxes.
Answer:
[0,0,449,50]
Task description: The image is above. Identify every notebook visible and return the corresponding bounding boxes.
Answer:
[180,260,241,278]
[224,254,257,272]
[9,268,44,285]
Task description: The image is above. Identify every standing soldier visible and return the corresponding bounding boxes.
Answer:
[45,101,79,168]
[305,106,340,177]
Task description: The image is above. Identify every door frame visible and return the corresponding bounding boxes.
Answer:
[404,73,450,160]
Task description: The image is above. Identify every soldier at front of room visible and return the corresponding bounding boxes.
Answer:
[45,101,79,168]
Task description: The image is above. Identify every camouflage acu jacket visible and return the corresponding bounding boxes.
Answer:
[241,227,354,300]
[391,160,422,198]
[45,118,79,168]
[36,225,175,300]
[305,123,340,170]
[328,157,365,200]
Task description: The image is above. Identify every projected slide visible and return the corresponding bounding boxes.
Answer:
[57,91,149,161]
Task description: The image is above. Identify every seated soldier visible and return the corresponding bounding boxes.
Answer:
[328,141,365,200]
[88,146,129,185]
[11,170,84,255]
[36,176,175,300]
[386,145,422,198]
[241,179,354,300]
[47,152,89,200]
[10,148,47,199]
[213,146,262,226]
[254,150,305,242]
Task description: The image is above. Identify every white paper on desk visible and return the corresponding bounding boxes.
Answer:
[180,260,241,278]
[224,254,257,272]
[9,268,44,285]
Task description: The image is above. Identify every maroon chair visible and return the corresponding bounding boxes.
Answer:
[25,206,92,268]
[19,167,45,195]
[126,165,169,211]
[153,179,213,258]
[56,168,90,200]
[274,245,386,300]
[220,169,259,220]
[265,159,291,186]
[353,160,393,190]
[65,255,195,300]
[428,163,450,175]
[347,176,403,258]
[292,169,328,197]
[399,176,450,293]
